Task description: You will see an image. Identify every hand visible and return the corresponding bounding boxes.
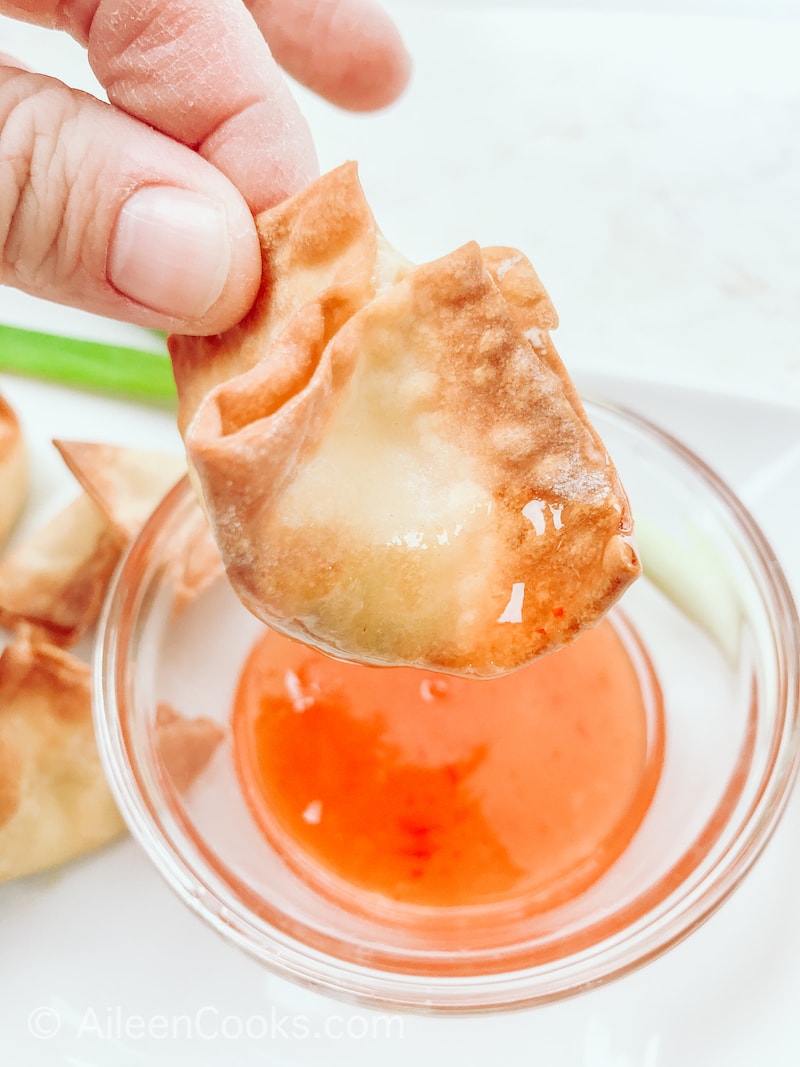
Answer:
[0,0,410,334]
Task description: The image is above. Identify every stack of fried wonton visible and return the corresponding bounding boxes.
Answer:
[0,402,222,883]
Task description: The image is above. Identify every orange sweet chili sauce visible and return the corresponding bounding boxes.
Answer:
[232,618,663,912]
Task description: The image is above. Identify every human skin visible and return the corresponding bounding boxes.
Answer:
[0,0,410,334]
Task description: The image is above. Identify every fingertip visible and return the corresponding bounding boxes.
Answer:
[339,46,412,112]
[256,0,412,114]
[326,16,412,112]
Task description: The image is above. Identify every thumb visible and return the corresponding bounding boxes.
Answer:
[0,65,261,334]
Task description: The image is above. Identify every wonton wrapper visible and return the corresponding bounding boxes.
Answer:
[0,637,225,883]
[54,439,223,610]
[0,637,124,882]
[170,164,639,677]
[0,442,184,645]
[0,492,124,646]
[0,393,28,548]
[0,440,223,882]
[54,440,186,539]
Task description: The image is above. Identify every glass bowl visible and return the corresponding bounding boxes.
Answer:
[94,398,800,1013]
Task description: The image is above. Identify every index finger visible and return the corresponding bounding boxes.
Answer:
[2,0,318,212]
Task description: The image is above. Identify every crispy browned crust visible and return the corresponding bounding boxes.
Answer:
[170,163,640,677]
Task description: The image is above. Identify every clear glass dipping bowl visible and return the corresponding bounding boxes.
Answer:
[94,399,800,1013]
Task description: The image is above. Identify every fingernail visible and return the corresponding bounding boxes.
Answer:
[108,186,231,321]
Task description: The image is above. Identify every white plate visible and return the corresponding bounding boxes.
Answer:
[1,3,799,1062]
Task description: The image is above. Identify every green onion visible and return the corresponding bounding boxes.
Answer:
[0,323,176,405]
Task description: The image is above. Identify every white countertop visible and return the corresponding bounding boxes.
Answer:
[1,4,800,1065]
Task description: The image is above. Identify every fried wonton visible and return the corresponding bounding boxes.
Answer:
[170,164,639,677]
[0,442,184,646]
[54,439,224,610]
[53,440,185,539]
[0,492,124,646]
[0,636,227,883]
[0,434,223,881]
[0,637,125,882]
[0,393,28,548]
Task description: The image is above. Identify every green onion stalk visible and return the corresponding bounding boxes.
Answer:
[0,323,176,405]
